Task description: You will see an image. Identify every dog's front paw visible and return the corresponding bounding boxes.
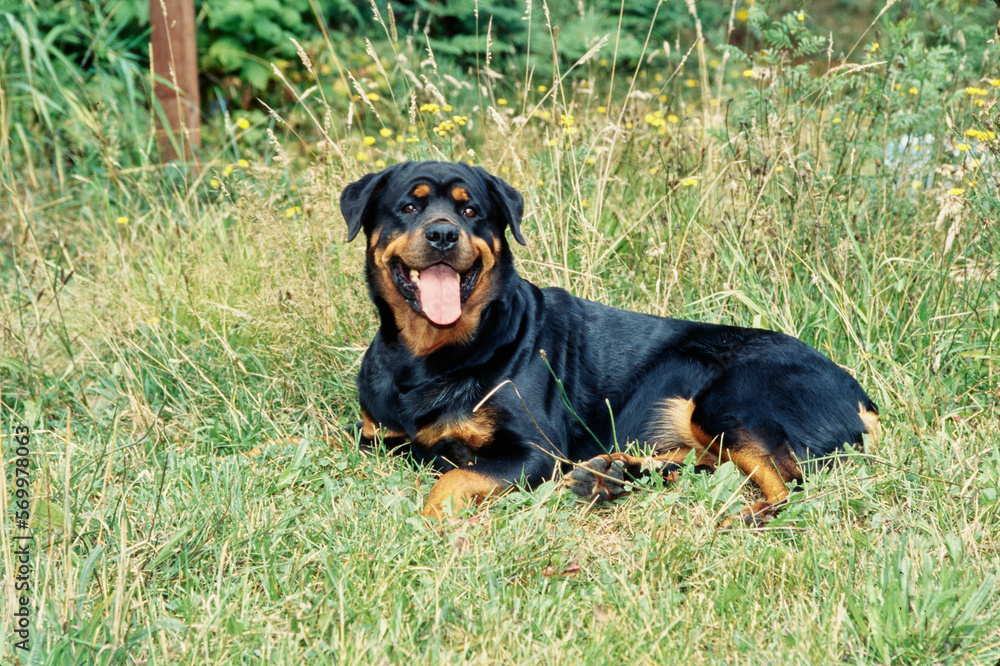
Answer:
[566,455,628,502]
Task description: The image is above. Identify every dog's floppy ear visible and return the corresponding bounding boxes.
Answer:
[483,170,526,246]
[340,165,397,242]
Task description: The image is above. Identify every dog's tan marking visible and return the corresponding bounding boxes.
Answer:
[415,408,497,451]
[859,404,880,449]
[451,186,470,202]
[422,469,506,518]
[413,183,431,198]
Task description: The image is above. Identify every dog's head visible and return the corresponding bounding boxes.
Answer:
[341,161,525,355]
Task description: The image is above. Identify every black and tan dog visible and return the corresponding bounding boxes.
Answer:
[341,161,879,525]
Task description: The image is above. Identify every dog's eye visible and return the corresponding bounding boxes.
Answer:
[402,203,417,214]
[462,206,477,218]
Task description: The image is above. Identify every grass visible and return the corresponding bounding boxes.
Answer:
[2,1,1000,663]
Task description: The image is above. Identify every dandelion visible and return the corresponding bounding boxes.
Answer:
[973,99,985,108]
[356,152,368,162]
[989,78,1000,87]
[956,143,971,152]
[363,136,376,146]
[966,87,987,96]
[537,85,548,93]
[832,117,842,124]
[379,128,394,138]
[237,159,249,168]
[497,98,508,106]
[223,164,234,176]
[116,216,129,225]
[796,11,804,20]
[643,113,665,128]
[667,114,679,123]
[586,157,596,165]
[909,87,919,95]
[736,8,749,21]
[680,177,699,187]
[367,93,381,102]
[947,187,965,196]
[210,178,220,187]
[236,117,250,130]
[742,69,754,78]
[548,139,556,147]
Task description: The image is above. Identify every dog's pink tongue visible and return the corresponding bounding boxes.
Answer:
[419,264,462,325]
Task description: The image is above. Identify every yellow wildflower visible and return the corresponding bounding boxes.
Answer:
[223,164,234,176]
[537,85,548,93]
[497,98,508,106]
[210,178,220,187]
[667,114,679,123]
[680,177,699,187]
[966,87,987,96]
[947,187,965,196]
[363,136,376,146]
[116,216,129,225]
[832,117,842,124]
[379,128,393,138]
[956,143,971,152]
[236,117,250,130]
[237,159,249,168]
[419,103,440,114]
[909,87,918,95]
[285,206,302,218]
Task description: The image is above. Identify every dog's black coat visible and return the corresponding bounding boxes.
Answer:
[341,160,878,521]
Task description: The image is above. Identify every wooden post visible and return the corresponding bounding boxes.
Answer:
[150,0,201,163]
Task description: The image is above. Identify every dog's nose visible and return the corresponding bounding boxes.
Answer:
[424,223,460,252]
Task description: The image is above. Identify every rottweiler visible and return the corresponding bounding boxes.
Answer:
[340,160,880,526]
